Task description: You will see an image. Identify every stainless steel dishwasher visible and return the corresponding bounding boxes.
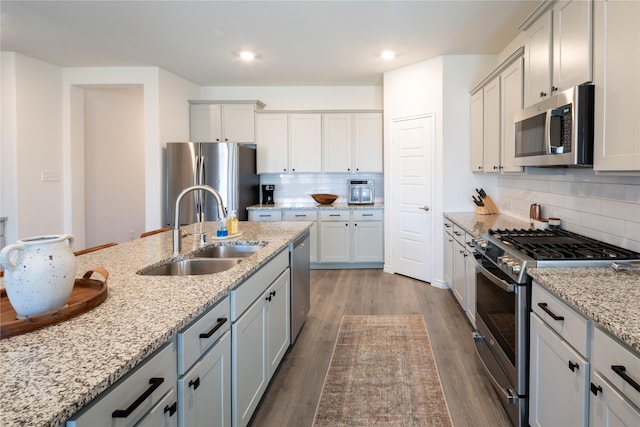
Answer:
[290,230,310,344]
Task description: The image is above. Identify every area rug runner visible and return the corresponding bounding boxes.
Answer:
[313,315,453,426]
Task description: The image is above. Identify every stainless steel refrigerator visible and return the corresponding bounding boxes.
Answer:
[165,142,259,225]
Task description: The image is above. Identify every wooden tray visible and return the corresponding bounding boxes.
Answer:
[1,268,109,339]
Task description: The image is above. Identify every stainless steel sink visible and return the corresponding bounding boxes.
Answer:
[139,258,243,276]
[137,243,266,276]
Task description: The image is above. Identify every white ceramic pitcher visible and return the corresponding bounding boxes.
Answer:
[0,234,76,318]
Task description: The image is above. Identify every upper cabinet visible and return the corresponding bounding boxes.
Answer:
[524,0,593,107]
[592,0,640,172]
[470,51,524,174]
[256,113,289,173]
[323,112,383,173]
[289,114,322,173]
[189,101,265,143]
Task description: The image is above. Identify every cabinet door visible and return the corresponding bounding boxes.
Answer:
[500,58,524,173]
[444,229,454,286]
[590,371,640,427]
[323,113,353,172]
[136,389,178,427]
[529,314,589,427]
[452,241,466,309]
[266,270,291,377]
[553,0,593,92]
[319,222,350,263]
[353,113,383,172]
[352,221,383,262]
[483,76,501,173]
[232,297,268,427]
[525,10,552,106]
[464,247,476,327]
[593,0,640,172]
[178,331,231,427]
[190,104,222,142]
[256,114,288,173]
[222,104,256,143]
[289,114,322,173]
[470,90,484,172]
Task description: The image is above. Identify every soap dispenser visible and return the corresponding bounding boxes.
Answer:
[228,210,238,235]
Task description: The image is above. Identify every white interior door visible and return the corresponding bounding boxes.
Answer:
[391,115,434,282]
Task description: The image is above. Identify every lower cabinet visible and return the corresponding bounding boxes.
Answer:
[318,209,383,265]
[589,371,640,426]
[66,342,178,427]
[230,250,290,427]
[443,218,476,326]
[283,210,318,262]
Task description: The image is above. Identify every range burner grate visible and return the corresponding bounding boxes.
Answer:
[489,228,640,261]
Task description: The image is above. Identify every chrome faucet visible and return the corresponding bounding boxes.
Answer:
[173,185,226,255]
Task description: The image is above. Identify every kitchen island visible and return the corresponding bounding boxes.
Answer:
[0,221,311,427]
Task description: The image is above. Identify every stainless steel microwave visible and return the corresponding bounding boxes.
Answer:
[347,179,374,205]
[513,85,594,167]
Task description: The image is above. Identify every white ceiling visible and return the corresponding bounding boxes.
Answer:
[0,0,540,86]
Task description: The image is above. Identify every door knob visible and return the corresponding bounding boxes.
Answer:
[418,205,430,211]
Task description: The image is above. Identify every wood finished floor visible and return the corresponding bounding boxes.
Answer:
[250,269,512,427]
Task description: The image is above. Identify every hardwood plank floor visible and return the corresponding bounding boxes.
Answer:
[250,269,512,427]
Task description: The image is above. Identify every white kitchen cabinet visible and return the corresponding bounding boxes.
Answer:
[230,250,290,427]
[463,235,476,327]
[443,220,454,287]
[190,101,264,143]
[248,209,283,222]
[590,326,640,427]
[352,210,383,263]
[256,114,289,173]
[529,282,590,427]
[524,0,592,107]
[443,219,476,326]
[482,76,501,173]
[67,342,177,427]
[470,90,484,172]
[319,209,383,265]
[135,389,178,427]
[283,210,318,263]
[322,112,382,173]
[592,0,640,172]
[452,239,467,309]
[319,211,351,263]
[289,114,322,173]
[500,58,524,173]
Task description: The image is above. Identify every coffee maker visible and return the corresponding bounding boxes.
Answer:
[262,184,275,205]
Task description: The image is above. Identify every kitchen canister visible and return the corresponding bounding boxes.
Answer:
[0,234,76,318]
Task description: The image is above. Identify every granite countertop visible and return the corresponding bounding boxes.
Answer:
[444,211,531,237]
[247,202,384,210]
[528,267,640,354]
[0,221,311,427]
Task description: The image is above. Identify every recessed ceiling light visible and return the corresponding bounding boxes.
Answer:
[239,51,255,61]
[381,50,396,60]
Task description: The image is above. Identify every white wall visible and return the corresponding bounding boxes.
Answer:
[1,53,64,244]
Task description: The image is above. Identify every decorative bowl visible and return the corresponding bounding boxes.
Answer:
[311,194,338,204]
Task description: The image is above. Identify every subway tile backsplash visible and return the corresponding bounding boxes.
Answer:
[259,173,384,205]
[497,169,640,253]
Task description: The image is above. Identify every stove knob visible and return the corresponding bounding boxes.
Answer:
[478,239,489,249]
[511,263,522,274]
[497,255,509,266]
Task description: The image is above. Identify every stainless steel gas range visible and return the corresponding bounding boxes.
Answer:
[472,228,640,427]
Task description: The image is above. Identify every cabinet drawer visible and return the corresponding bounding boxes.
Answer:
[452,225,466,245]
[444,218,453,229]
[248,210,282,222]
[283,210,318,221]
[319,210,350,221]
[592,327,640,409]
[177,296,230,375]
[531,283,590,356]
[352,210,382,221]
[230,249,289,321]
[67,342,177,426]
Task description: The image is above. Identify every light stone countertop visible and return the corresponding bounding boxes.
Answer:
[444,211,640,355]
[247,202,384,210]
[0,221,312,427]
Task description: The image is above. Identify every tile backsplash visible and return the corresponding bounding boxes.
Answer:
[497,169,640,252]
[259,173,384,205]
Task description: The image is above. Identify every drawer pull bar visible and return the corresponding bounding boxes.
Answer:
[590,383,603,396]
[189,377,201,390]
[164,402,177,416]
[537,303,564,321]
[568,361,579,372]
[329,214,341,217]
[199,317,228,339]
[112,377,164,418]
[362,214,373,217]
[611,365,640,393]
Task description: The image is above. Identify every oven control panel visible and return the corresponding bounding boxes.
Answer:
[475,236,530,284]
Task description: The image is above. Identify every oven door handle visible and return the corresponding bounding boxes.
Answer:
[475,261,516,293]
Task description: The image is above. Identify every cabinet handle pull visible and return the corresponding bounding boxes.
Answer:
[189,377,201,390]
[164,402,177,416]
[329,214,340,217]
[568,361,579,372]
[112,377,164,418]
[295,214,306,217]
[270,290,276,297]
[590,383,603,396]
[259,214,271,218]
[362,214,373,217]
[540,91,547,97]
[537,303,564,321]
[454,231,462,236]
[266,295,272,302]
[611,365,640,393]
[199,317,227,339]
